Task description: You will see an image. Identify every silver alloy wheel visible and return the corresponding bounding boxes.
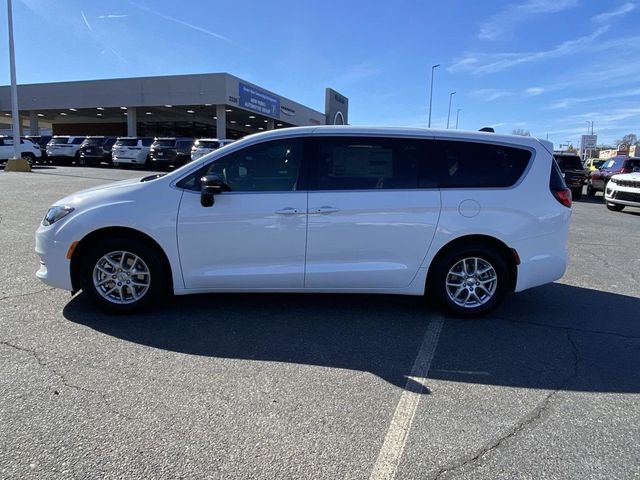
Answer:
[92,250,151,305]
[445,257,498,308]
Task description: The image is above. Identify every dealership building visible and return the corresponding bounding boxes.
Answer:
[0,73,349,139]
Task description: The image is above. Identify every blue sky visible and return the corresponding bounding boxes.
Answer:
[1,0,639,146]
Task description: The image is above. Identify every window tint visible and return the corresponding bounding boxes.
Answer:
[71,137,85,145]
[434,140,531,188]
[554,154,583,171]
[83,138,104,146]
[196,140,219,149]
[142,138,154,147]
[177,140,193,149]
[177,139,302,192]
[50,137,69,145]
[624,159,640,171]
[309,137,424,190]
[154,139,176,147]
[115,139,137,147]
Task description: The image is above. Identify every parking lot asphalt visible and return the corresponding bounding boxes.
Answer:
[1,166,639,479]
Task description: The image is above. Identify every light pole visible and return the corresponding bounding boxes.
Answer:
[455,108,462,129]
[428,64,439,128]
[446,91,456,129]
[586,120,594,134]
[5,0,30,172]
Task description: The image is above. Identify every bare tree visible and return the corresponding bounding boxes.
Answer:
[615,133,638,146]
[512,128,531,136]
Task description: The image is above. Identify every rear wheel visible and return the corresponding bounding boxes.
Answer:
[606,202,625,212]
[80,238,168,312]
[430,245,509,318]
[571,187,582,200]
[586,182,595,196]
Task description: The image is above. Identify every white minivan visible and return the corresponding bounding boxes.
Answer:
[35,127,572,317]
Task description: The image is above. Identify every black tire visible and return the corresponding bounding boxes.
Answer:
[606,202,624,212]
[586,183,595,196]
[21,153,35,166]
[80,238,168,313]
[78,156,87,167]
[430,245,509,318]
[571,187,582,200]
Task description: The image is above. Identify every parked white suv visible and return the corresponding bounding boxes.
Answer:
[35,127,572,316]
[46,136,85,164]
[191,138,234,161]
[111,137,154,167]
[0,136,41,164]
[604,170,640,212]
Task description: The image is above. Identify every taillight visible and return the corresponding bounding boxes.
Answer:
[552,188,572,208]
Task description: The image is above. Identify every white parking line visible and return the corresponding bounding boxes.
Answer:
[369,315,445,480]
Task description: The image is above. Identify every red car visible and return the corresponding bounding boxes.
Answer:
[587,156,640,196]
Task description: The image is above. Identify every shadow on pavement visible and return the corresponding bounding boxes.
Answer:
[63,282,640,393]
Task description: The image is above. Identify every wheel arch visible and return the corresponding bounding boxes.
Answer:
[70,226,173,293]
[426,234,518,293]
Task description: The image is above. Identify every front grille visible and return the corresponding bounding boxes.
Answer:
[612,191,640,202]
[612,179,640,188]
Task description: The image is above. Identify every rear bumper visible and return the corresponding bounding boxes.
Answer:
[513,229,569,292]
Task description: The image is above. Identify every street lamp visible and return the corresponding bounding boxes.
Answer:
[4,0,30,172]
[446,91,456,129]
[428,64,440,128]
[455,108,462,129]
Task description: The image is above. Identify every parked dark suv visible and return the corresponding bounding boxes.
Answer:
[553,152,587,200]
[148,138,193,169]
[588,156,640,196]
[78,136,117,167]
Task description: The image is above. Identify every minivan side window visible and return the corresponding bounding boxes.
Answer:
[177,138,303,192]
[308,137,427,190]
[433,140,531,188]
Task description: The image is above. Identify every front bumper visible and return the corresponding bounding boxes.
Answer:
[35,224,74,291]
[605,185,640,207]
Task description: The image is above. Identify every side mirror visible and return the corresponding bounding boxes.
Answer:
[200,174,226,207]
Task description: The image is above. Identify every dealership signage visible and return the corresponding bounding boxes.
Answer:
[239,82,280,118]
[581,134,597,149]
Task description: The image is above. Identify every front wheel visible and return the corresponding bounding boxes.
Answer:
[80,239,168,312]
[606,202,624,212]
[586,182,595,196]
[21,153,35,166]
[430,246,509,318]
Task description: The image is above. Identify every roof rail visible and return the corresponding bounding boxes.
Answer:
[479,127,495,133]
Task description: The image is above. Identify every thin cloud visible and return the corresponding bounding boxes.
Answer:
[547,87,640,109]
[593,2,636,23]
[131,3,232,43]
[470,88,512,101]
[98,14,130,19]
[450,26,610,75]
[478,0,578,40]
[524,87,545,96]
[80,11,94,32]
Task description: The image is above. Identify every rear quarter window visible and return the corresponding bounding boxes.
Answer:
[434,140,532,188]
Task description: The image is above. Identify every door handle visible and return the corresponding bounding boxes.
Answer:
[275,207,300,215]
[315,206,340,214]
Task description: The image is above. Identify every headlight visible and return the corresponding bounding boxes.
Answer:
[42,206,74,226]
[609,178,617,184]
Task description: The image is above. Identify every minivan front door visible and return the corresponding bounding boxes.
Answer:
[177,138,307,290]
[305,136,440,289]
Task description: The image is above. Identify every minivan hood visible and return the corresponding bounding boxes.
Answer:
[52,177,147,208]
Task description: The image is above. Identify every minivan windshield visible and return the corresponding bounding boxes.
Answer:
[601,157,624,170]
